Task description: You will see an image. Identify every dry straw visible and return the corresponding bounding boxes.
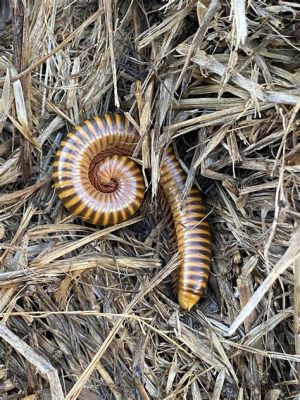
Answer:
[0,0,300,399]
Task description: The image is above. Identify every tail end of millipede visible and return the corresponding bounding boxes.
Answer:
[178,292,201,311]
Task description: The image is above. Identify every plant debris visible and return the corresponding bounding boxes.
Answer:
[0,1,300,399]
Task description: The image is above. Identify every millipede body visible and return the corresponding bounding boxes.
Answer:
[53,113,211,311]
[53,114,145,226]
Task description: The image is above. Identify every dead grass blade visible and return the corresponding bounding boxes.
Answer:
[228,227,300,335]
[0,324,64,400]
[177,43,300,105]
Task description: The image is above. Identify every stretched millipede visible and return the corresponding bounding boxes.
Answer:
[53,113,211,311]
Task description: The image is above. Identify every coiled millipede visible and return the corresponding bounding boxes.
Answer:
[53,113,211,311]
